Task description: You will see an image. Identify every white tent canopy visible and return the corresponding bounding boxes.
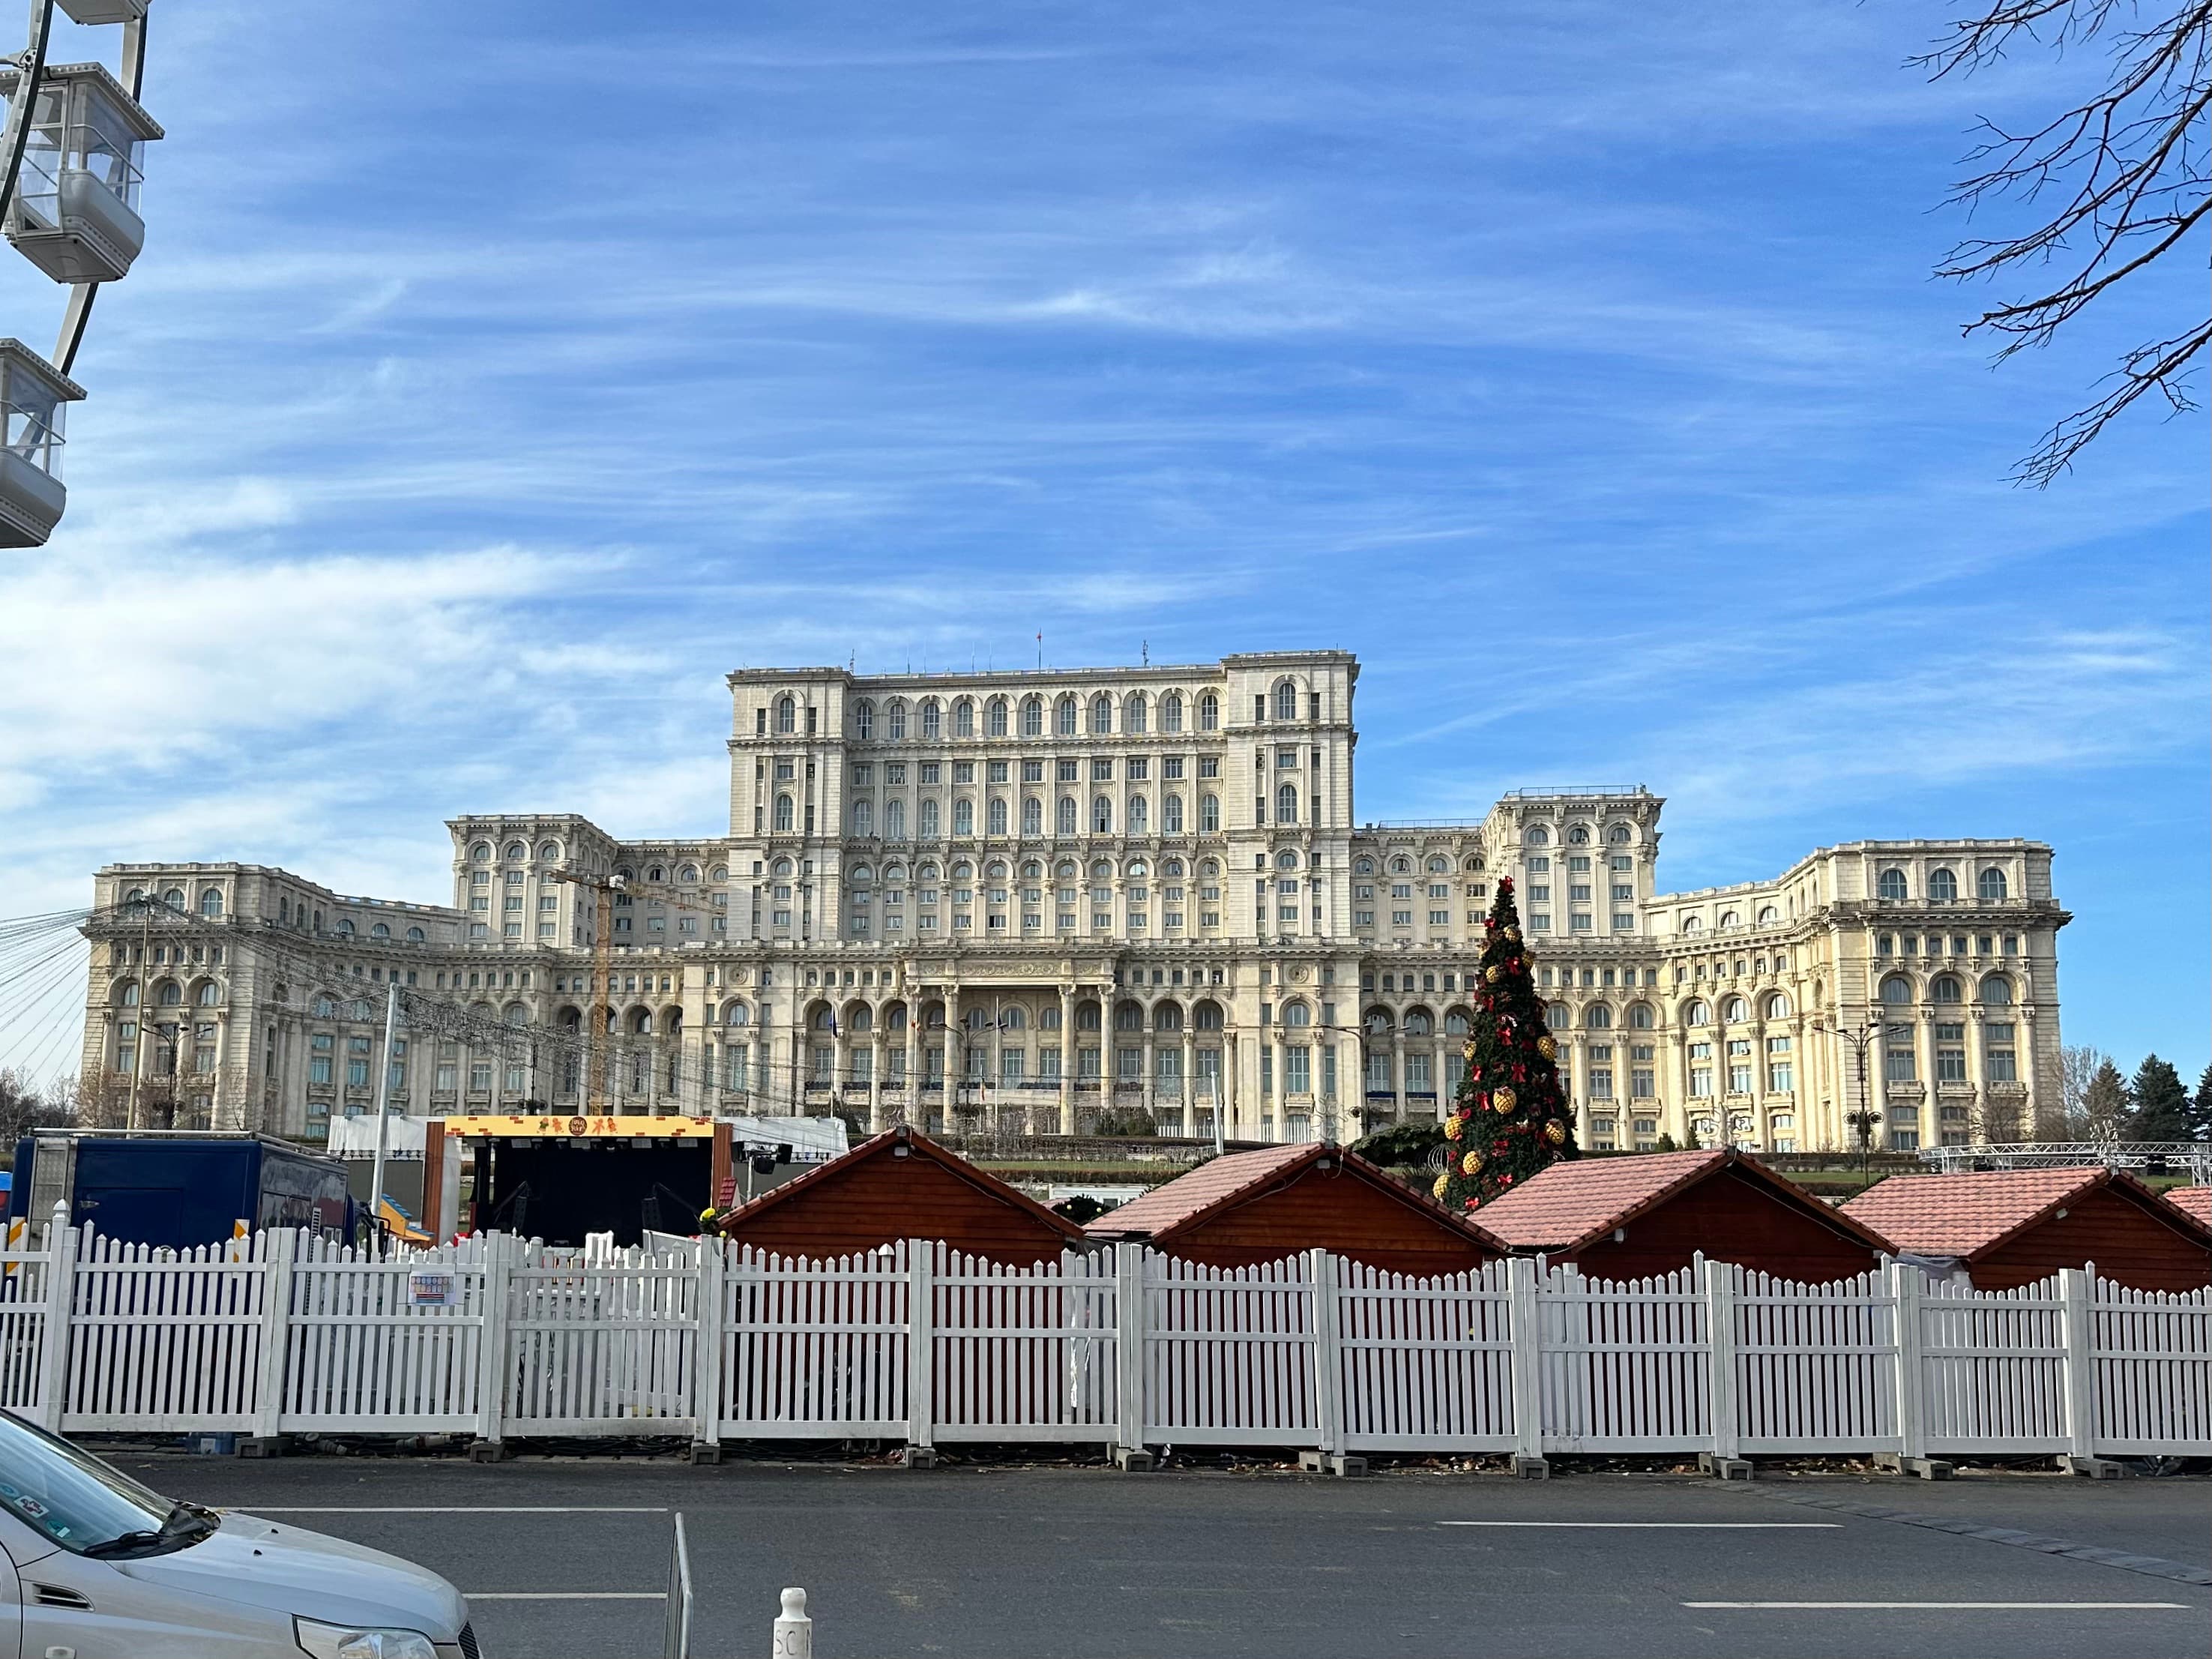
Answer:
[323,1113,846,1163]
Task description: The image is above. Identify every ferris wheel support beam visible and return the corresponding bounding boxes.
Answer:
[0,0,55,224]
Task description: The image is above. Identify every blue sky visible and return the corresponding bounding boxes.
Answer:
[0,0,2203,1082]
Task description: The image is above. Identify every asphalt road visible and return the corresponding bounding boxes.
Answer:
[106,1452,2211,1659]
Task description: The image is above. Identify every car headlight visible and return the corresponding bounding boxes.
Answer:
[295,1616,440,1659]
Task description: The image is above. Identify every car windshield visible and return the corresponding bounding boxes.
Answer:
[0,1407,183,1556]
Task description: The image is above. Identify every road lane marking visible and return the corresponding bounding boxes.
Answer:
[1441,1521,1841,1529]
[242,1506,670,1514]
[464,1592,669,1601]
[1684,1601,2191,1610]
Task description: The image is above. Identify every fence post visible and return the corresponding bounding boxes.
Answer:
[246,1228,297,1454]
[1296,1249,1359,1476]
[690,1237,725,1463]
[1872,1261,1948,1478]
[471,1232,513,1460]
[2058,1266,2112,1476]
[1112,1244,1151,1469]
[903,1241,935,1467]
[1699,1258,1750,1479]
[35,1204,75,1433]
[1507,1255,1546,1478]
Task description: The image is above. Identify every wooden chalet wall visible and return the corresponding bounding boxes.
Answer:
[1165,1165,1494,1276]
[1971,1184,2212,1292]
[1558,1164,1885,1283]
[723,1147,1078,1265]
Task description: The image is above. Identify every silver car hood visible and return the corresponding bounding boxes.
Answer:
[112,1511,468,1640]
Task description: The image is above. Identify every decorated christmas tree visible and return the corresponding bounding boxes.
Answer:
[1433,873,1578,1210]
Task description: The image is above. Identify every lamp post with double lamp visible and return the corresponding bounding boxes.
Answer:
[1822,1011,1886,1187]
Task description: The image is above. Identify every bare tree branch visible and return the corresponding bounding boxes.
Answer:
[1914,0,2210,482]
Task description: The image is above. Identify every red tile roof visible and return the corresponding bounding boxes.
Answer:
[1840,1166,2136,1260]
[1471,1147,1895,1256]
[1085,1142,1502,1250]
[2168,1187,2212,1226]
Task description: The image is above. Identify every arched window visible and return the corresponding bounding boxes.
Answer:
[1157,1002,1186,1032]
[953,799,974,836]
[1125,693,1146,733]
[1277,849,1299,870]
[1723,996,1749,1023]
[885,798,906,839]
[814,1007,838,1031]
[1198,693,1219,731]
[470,843,491,863]
[1877,867,1908,902]
[1931,974,1963,1004]
[1355,857,1375,875]
[849,1005,873,1035]
[724,1001,750,1026]
[986,798,1008,836]
[199,887,223,918]
[987,697,1008,737]
[1162,692,1184,732]
[1056,696,1078,735]
[1628,1003,1654,1029]
[921,699,941,740]
[1720,911,1741,930]
[774,857,794,877]
[1390,857,1411,874]
[1022,798,1042,836]
[1427,856,1450,873]
[774,795,795,832]
[312,994,337,1018]
[1567,825,1590,844]
[1979,974,2013,1006]
[1365,1009,1392,1035]
[855,699,874,739]
[157,981,183,1007]
[1200,795,1220,832]
[1585,1004,1612,1029]
[1280,1002,1310,1029]
[647,865,666,883]
[1274,679,1298,720]
[1194,1000,1224,1031]
[1058,796,1077,835]
[1978,867,2008,901]
[1546,1003,1571,1030]
[1020,696,1043,737]
[162,887,185,909]
[1093,796,1113,834]
[1276,783,1298,823]
[1163,795,1184,834]
[1684,999,1711,1026]
[1681,915,1702,934]
[1090,693,1112,735]
[887,699,908,740]
[1115,1001,1143,1032]
[1756,905,1778,924]
[334,918,355,938]
[950,698,973,738]
[852,801,873,836]
[920,799,941,837]
[776,695,796,735]
[193,980,220,1006]
[1444,1009,1471,1036]
[1928,867,1959,903]
[1465,855,1486,873]
[1129,796,1149,834]
[1765,993,1791,1019]
[1526,825,1549,846]
[1608,823,1632,843]
[116,980,139,1007]
[1879,975,1912,1006]
[370,922,391,940]
[1403,1009,1432,1036]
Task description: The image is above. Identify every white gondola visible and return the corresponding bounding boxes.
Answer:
[1,62,161,284]
[0,339,84,547]
[55,0,151,22]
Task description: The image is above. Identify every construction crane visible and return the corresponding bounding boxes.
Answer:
[543,867,720,1115]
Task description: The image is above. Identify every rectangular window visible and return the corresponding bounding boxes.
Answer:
[1884,1025,1917,1081]
[1077,1047,1101,1080]
[469,1061,492,1092]
[1588,1068,1613,1100]
[1039,1047,1061,1080]
[309,1057,333,1085]
[1936,1046,1968,1082]
[1768,1062,1794,1092]
[1985,1049,2017,1082]
[1570,913,1592,932]
[1001,1050,1025,1084]
[1632,1068,1654,1098]
[1285,1046,1311,1095]
[1530,914,1550,931]
[1729,1063,1753,1093]
[1405,1052,1432,1095]
[1117,1047,1142,1080]
[1690,1067,1713,1098]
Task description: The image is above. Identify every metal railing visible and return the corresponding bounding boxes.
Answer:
[1919,1141,2212,1181]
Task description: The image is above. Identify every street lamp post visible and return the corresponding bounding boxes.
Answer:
[1824,1011,1885,1185]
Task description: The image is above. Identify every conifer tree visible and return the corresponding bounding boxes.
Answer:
[1433,874,1578,1211]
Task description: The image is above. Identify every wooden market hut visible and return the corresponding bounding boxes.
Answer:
[1471,1147,1895,1283]
[1843,1166,2212,1293]
[1084,1142,1504,1276]
[714,1124,1085,1265]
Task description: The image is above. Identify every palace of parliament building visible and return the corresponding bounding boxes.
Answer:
[81,651,2069,1155]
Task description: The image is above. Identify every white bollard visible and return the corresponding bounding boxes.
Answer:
[772,1587,812,1659]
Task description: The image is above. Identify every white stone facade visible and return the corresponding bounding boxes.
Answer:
[79,651,2068,1153]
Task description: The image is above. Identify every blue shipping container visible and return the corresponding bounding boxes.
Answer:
[8,1133,352,1247]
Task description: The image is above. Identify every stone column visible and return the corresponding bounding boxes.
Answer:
[903,996,921,1127]
[1058,985,1076,1136]
[1142,1030,1157,1125]
[1390,1031,1406,1124]
[1432,1037,1447,1123]
[1181,1032,1196,1136]
[870,1035,887,1132]
[944,986,961,1128]
[211,1008,232,1130]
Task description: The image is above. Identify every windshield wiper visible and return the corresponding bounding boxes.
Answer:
[82,1503,217,1559]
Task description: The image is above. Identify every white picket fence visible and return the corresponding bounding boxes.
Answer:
[0,1215,2203,1462]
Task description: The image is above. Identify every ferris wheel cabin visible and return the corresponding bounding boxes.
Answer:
[0,340,82,547]
[1,61,161,284]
